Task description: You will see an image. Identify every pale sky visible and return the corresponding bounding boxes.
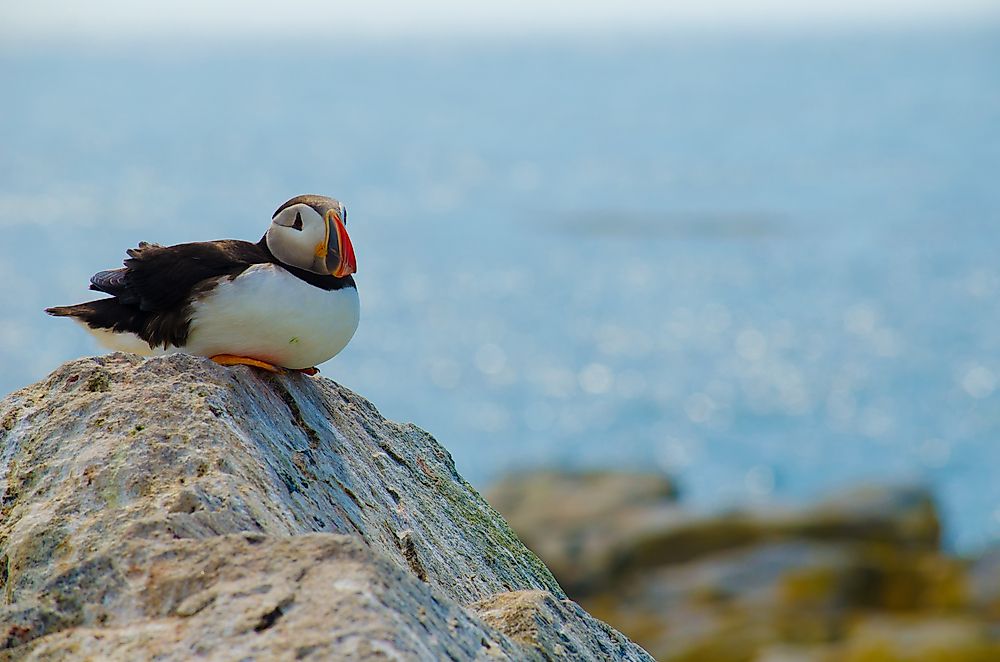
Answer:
[4,0,999,44]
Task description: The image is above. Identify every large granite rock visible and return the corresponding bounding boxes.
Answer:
[0,354,651,661]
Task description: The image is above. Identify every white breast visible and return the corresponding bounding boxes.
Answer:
[182,263,360,369]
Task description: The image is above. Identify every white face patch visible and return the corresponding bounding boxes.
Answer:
[265,204,329,273]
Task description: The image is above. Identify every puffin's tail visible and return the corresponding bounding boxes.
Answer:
[46,299,164,355]
[46,304,87,318]
[45,299,144,333]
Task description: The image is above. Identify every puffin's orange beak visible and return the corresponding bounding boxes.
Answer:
[325,210,356,277]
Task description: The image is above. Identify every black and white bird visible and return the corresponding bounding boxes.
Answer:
[47,194,359,375]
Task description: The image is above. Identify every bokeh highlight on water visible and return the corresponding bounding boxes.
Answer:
[1,28,998,550]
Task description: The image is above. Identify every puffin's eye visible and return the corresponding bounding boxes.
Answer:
[340,204,348,226]
[291,211,303,231]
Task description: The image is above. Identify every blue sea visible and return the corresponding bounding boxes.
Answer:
[2,28,999,550]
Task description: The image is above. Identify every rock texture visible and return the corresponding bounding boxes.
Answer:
[0,354,651,661]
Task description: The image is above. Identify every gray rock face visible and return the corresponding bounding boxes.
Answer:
[0,354,651,661]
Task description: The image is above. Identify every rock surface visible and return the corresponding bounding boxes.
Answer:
[0,354,651,660]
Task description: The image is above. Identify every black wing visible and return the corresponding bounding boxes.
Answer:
[89,240,270,312]
[89,267,132,301]
[48,239,271,349]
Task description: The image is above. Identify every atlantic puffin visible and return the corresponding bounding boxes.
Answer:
[46,194,359,375]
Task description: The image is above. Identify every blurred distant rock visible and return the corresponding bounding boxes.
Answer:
[488,470,680,593]
[968,545,1000,617]
[489,472,939,596]
[488,470,998,662]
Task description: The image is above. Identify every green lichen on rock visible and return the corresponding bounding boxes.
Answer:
[84,372,111,393]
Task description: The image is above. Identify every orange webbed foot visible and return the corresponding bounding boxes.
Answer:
[296,367,320,376]
[210,354,285,373]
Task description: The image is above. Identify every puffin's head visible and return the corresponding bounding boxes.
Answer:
[266,195,357,277]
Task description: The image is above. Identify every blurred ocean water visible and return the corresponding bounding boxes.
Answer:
[1,29,998,549]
